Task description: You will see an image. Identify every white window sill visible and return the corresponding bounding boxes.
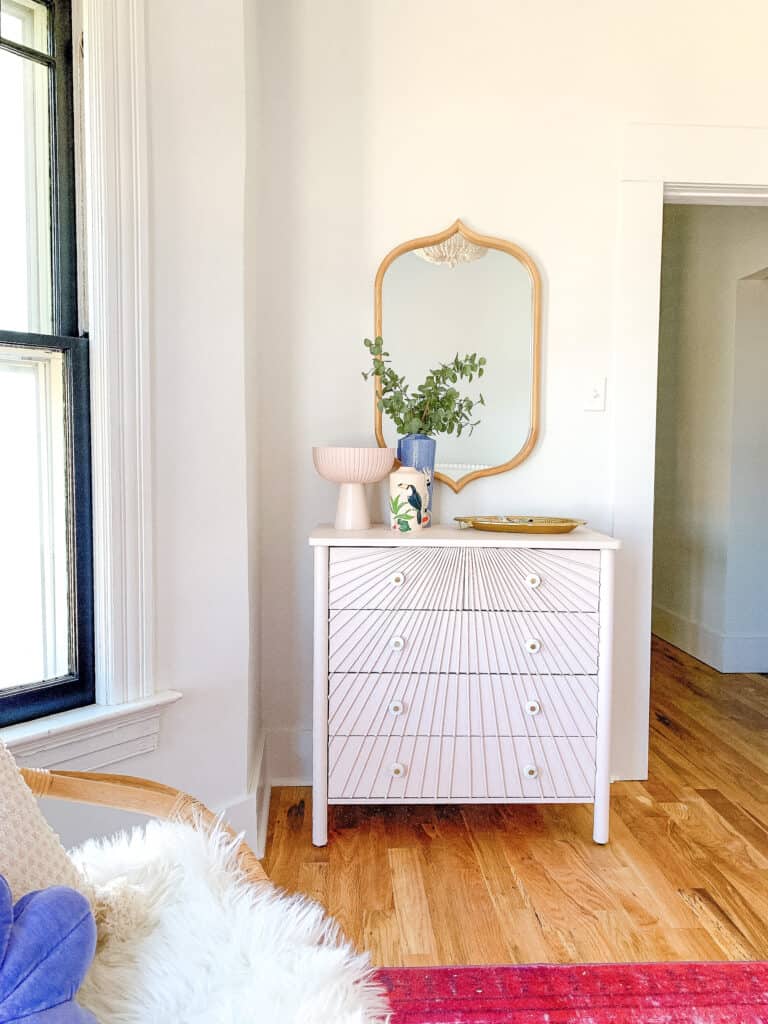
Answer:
[2,691,182,771]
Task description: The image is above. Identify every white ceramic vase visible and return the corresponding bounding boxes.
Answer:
[389,466,430,532]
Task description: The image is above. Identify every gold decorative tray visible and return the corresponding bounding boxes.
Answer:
[455,515,587,535]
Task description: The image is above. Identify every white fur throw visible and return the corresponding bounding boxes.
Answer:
[70,820,389,1024]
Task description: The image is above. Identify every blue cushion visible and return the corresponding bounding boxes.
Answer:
[0,876,97,1023]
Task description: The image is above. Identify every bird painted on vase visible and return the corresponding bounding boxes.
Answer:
[405,484,423,525]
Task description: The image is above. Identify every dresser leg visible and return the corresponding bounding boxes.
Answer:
[592,791,610,844]
[312,788,328,847]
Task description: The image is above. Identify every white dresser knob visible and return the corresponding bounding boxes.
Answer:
[389,762,406,778]
[524,764,539,779]
[525,573,542,590]
[525,638,541,654]
[525,700,541,716]
[390,636,405,652]
[390,571,405,587]
[388,699,405,716]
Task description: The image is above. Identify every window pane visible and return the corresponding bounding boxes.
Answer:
[0,47,53,333]
[0,0,50,55]
[0,345,72,692]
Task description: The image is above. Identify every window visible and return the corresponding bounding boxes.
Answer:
[0,0,94,726]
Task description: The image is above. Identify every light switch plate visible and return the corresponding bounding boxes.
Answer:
[585,376,607,412]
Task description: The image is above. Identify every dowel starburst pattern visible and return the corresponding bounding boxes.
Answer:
[326,546,602,804]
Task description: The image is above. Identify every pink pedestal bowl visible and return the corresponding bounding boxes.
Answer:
[312,446,396,530]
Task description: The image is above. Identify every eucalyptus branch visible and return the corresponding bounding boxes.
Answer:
[362,337,486,438]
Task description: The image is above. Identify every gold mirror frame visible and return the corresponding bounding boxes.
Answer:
[373,219,542,493]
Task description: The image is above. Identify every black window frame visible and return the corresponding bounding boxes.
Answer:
[0,0,95,726]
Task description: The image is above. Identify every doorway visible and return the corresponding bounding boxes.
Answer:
[652,204,768,676]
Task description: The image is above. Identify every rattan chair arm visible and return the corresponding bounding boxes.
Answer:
[21,767,268,886]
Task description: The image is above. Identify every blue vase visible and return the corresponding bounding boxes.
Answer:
[397,433,435,527]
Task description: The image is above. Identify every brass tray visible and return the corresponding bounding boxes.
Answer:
[455,515,587,535]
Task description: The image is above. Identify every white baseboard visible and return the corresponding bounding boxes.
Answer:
[652,605,725,669]
[268,775,312,787]
[252,730,312,859]
[214,730,268,856]
[720,633,768,673]
[250,729,269,859]
[216,791,257,846]
[653,604,768,673]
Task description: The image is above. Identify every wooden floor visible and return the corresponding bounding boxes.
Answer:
[264,637,768,965]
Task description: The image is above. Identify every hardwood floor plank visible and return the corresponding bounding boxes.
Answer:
[264,786,319,890]
[419,806,513,964]
[664,926,735,961]
[296,861,328,907]
[325,805,368,950]
[678,888,761,960]
[646,807,768,956]
[650,738,768,831]
[652,691,768,786]
[696,788,768,859]
[388,847,439,963]
[264,637,768,965]
[656,643,768,718]
[604,810,699,929]
[363,908,403,968]
[567,914,624,962]
[463,813,551,962]
[462,808,528,912]
[683,790,768,870]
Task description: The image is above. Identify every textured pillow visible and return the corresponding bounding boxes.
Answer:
[0,741,85,903]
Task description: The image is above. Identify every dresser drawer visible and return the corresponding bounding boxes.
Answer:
[329,546,464,611]
[463,547,600,612]
[328,609,599,675]
[329,545,600,612]
[329,672,598,738]
[328,734,596,801]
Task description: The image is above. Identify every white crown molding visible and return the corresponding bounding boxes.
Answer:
[4,692,181,771]
[664,182,768,205]
[81,0,154,706]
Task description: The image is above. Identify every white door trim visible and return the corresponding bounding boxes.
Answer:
[81,0,154,706]
[611,123,768,781]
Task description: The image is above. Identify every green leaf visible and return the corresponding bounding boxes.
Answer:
[362,337,487,440]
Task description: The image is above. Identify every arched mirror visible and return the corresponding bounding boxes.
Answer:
[373,219,542,492]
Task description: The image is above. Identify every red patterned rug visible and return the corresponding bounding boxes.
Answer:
[377,962,768,1023]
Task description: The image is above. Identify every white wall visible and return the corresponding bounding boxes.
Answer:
[43,1,768,848]
[251,0,768,784]
[653,205,768,671]
[44,0,257,847]
[726,277,768,659]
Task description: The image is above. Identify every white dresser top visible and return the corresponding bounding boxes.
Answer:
[309,524,620,550]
